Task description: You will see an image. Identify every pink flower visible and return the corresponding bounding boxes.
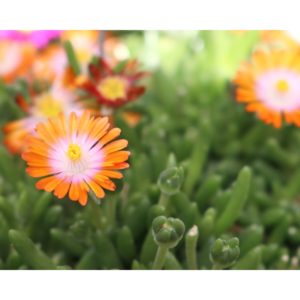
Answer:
[0,30,61,49]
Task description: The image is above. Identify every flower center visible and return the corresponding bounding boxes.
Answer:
[67,144,82,161]
[36,93,63,118]
[76,49,91,65]
[98,76,127,101]
[276,79,289,93]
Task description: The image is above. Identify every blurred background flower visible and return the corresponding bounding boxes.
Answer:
[0,30,60,49]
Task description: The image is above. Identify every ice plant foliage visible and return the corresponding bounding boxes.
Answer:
[3,84,84,153]
[234,49,300,128]
[81,58,147,107]
[21,111,130,206]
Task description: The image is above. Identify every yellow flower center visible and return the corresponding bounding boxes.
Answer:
[67,144,82,161]
[97,76,127,101]
[76,49,91,65]
[36,93,63,118]
[276,79,289,93]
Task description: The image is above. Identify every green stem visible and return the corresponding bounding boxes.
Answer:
[158,193,169,207]
[64,41,81,75]
[152,245,169,270]
[185,226,199,270]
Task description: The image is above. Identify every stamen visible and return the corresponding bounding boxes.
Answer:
[67,144,82,161]
[98,76,127,101]
[276,79,289,93]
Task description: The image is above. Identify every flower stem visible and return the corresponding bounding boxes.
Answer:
[152,245,169,270]
[99,31,106,58]
[158,193,169,207]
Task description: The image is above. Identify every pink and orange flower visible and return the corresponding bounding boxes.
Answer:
[29,44,66,84]
[80,58,148,108]
[0,41,35,83]
[3,84,84,154]
[234,49,300,128]
[21,111,130,206]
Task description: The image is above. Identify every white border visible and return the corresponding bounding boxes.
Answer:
[0,0,298,29]
[0,271,298,299]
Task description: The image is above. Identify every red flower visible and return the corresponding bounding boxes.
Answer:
[80,58,148,107]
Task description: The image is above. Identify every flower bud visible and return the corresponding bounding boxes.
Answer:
[152,216,185,248]
[210,237,240,269]
[157,167,184,196]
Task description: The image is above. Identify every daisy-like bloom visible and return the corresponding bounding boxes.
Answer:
[234,49,300,128]
[0,41,35,83]
[80,58,147,108]
[0,30,61,49]
[3,83,84,154]
[21,111,130,206]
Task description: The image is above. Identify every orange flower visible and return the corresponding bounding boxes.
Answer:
[234,49,300,128]
[3,84,85,154]
[261,30,300,51]
[29,44,66,84]
[122,111,142,127]
[0,41,35,83]
[21,111,130,206]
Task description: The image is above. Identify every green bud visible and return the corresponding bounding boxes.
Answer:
[152,216,185,248]
[210,237,240,269]
[158,167,184,196]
